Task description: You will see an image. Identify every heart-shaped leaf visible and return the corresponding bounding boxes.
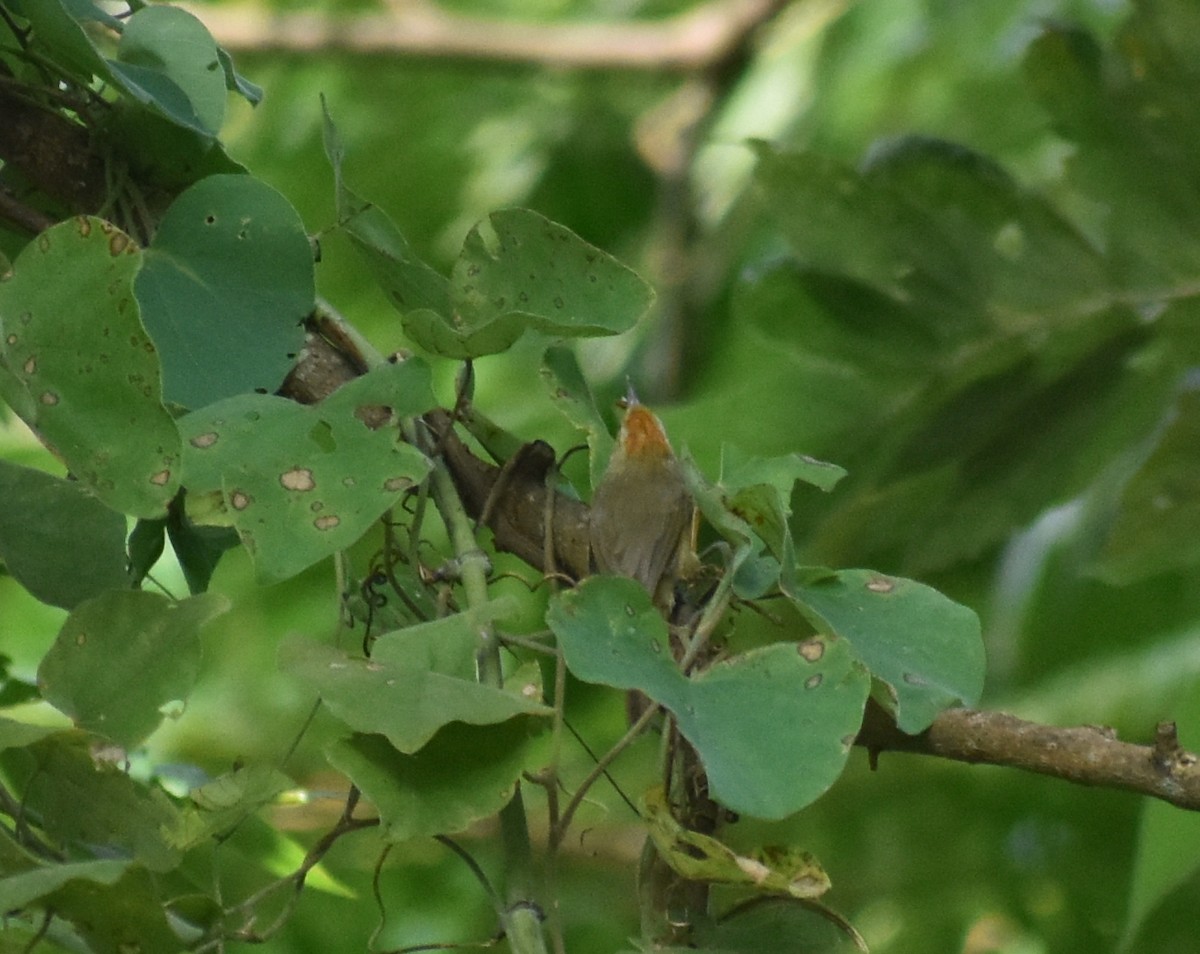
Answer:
[136,174,313,409]
[548,578,870,819]
[783,567,984,734]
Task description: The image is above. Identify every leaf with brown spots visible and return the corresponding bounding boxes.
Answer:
[0,217,181,518]
[178,359,435,582]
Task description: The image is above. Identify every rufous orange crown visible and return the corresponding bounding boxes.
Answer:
[620,405,673,459]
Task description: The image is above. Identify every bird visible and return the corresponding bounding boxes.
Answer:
[588,387,694,611]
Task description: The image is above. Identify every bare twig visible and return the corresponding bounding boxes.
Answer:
[857,703,1200,811]
[0,188,54,236]
[183,0,784,72]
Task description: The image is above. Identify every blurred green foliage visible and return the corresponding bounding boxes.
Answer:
[4,0,1200,951]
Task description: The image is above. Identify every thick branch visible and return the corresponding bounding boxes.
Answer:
[182,0,784,72]
[858,703,1200,811]
[282,326,1200,814]
[278,322,591,581]
[0,85,107,223]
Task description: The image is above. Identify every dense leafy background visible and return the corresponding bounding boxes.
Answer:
[4,0,1200,951]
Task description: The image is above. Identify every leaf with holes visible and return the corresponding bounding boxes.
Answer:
[783,568,984,734]
[547,577,871,819]
[179,360,435,582]
[136,174,313,409]
[0,217,181,519]
[404,209,654,359]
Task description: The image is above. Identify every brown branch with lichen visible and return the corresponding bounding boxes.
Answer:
[857,701,1200,811]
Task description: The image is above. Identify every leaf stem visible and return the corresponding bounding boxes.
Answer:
[417,421,547,954]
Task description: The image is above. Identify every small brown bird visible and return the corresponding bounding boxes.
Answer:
[589,389,694,611]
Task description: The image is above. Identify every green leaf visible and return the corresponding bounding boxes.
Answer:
[0,217,182,518]
[178,360,435,583]
[416,208,653,359]
[547,578,871,819]
[715,445,845,568]
[127,516,166,587]
[0,859,130,914]
[1122,681,1200,947]
[49,865,183,953]
[321,99,450,317]
[783,568,984,734]
[104,105,247,191]
[0,461,129,609]
[682,454,758,560]
[721,444,847,496]
[540,344,614,491]
[323,102,651,358]
[695,897,867,954]
[114,5,226,136]
[280,602,549,754]
[167,764,293,850]
[216,46,263,106]
[136,174,313,409]
[1096,389,1200,583]
[10,735,182,872]
[752,137,1106,328]
[1024,17,1200,291]
[37,590,229,748]
[0,716,59,751]
[21,0,108,81]
[165,503,240,594]
[327,720,549,842]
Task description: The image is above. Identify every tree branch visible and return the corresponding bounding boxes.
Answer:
[0,84,107,221]
[857,702,1200,811]
[182,0,785,72]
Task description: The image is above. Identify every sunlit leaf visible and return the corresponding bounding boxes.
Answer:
[643,786,830,898]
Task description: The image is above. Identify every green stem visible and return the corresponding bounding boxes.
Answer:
[420,428,547,954]
[324,311,546,954]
